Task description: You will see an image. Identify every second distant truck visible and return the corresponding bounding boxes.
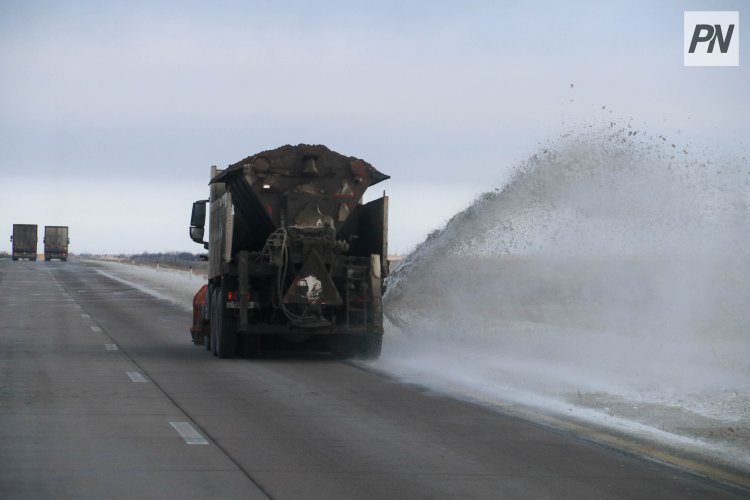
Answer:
[43,226,70,261]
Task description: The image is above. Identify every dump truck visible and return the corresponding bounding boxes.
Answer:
[10,224,38,261]
[189,144,389,359]
[43,226,69,261]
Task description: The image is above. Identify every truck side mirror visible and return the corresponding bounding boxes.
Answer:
[191,200,207,228]
[190,200,209,248]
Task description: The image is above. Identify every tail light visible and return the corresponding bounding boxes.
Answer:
[227,291,253,301]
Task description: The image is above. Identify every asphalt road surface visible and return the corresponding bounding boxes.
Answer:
[0,260,745,499]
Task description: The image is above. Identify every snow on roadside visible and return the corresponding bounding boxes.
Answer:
[87,260,201,312]
[372,325,750,474]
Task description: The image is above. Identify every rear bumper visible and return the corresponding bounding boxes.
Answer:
[12,251,37,259]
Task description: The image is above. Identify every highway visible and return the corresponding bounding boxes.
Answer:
[0,260,744,499]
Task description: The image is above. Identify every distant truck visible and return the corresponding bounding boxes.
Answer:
[189,144,389,359]
[10,224,38,261]
[43,226,69,261]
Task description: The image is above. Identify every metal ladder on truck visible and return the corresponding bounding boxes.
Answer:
[344,263,368,328]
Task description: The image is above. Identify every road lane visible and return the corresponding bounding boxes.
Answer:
[0,260,745,499]
[0,261,266,499]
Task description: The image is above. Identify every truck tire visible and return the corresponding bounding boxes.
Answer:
[12,256,17,261]
[208,287,216,355]
[202,285,212,351]
[205,294,213,350]
[205,330,212,351]
[358,335,382,360]
[215,286,237,359]
[210,288,219,356]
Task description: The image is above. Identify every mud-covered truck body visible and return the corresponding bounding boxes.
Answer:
[43,226,69,261]
[10,224,38,261]
[189,144,389,359]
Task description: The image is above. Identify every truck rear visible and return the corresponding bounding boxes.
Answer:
[43,226,70,261]
[189,144,389,359]
[10,224,38,261]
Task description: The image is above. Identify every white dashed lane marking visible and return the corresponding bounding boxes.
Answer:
[126,372,147,383]
[105,344,118,351]
[81,313,90,318]
[90,326,102,332]
[170,422,209,445]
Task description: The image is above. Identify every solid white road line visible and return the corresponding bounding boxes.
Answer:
[90,326,102,332]
[169,422,209,445]
[105,344,118,351]
[126,371,148,383]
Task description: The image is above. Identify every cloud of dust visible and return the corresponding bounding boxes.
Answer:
[380,124,750,412]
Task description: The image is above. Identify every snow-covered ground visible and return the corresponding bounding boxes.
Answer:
[376,321,750,475]
[90,260,201,312]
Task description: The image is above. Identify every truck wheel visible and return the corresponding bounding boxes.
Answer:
[203,286,212,351]
[12,257,17,261]
[208,287,217,355]
[358,335,382,360]
[212,288,220,356]
[215,287,237,359]
[203,286,213,351]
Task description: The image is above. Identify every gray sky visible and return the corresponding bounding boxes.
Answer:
[1,0,747,254]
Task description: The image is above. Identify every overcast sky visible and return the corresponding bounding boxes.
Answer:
[1,0,747,254]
